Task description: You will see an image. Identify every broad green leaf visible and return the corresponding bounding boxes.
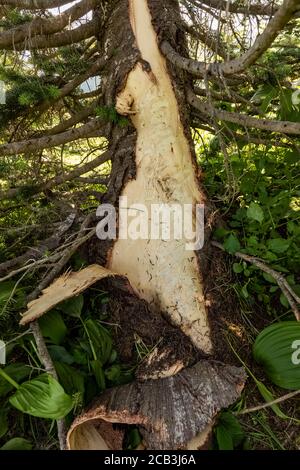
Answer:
[48,345,74,365]
[0,363,30,397]
[280,89,300,122]
[39,310,67,345]
[9,373,73,419]
[54,362,85,396]
[84,319,112,365]
[280,293,289,308]
[0,438,32,450]
[58,295,84,318]
[267,238,290,254]
[217,412,244,448]
[216,425,234,450]
[253,321,300,390]
[224,234,241,254]
[0,282,25,315]
[247,202,264,223]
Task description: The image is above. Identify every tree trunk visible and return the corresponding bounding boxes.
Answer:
[67,0,246,450]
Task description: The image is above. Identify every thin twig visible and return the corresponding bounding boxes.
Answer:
[236,389,300,415]
[212,240,300,321]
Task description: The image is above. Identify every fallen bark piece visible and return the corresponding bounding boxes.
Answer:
[20,265,122,325]
[67,360,246,450]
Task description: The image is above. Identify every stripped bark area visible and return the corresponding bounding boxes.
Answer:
[67,361,246,450]
[108,0,211,354]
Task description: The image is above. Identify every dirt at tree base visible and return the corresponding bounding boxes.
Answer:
[95,277,204,379]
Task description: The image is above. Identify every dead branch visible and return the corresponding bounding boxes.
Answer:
[27,214,96,301]
[187,0,299,17]
[44,104,99,136]
[0,213,76,275]
[188,90,300,136]
[0,0,96,49]
[11,20,98,51]
[0,148,111,200]
[181,21,228,59]
[0,119,104,157]
[0,0,71,9]
[163,0,299,77]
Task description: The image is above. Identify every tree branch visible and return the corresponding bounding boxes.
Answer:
[188,0,299,17]
[0,213,76,275]
[0,0,72,9]
[0,148,111,200]
[0,0,96,48]
[43,103,98,136]
[181,20,228,60]
[11,20,98,51]
[0,119,104,156]
[163,0,299,77]
[188,89,300,136]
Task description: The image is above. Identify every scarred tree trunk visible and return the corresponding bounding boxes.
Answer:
[66,0,246,450]
[95,0,213,355]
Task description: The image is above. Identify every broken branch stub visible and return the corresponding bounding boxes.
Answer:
[67,360,246,450]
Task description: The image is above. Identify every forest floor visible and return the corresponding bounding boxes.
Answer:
[0,134,299,450]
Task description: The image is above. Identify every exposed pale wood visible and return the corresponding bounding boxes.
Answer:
[20,265,121,325]
[110,0,211,354]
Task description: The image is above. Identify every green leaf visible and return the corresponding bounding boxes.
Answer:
[233,263,243,274]
[263,272,276,284]
[127,428,142,450]
[216,425,234,450]
[0,438,32,450]
[241,284,249,299]
[253,321,300,390]
[84,319,112,365]
[247,202,264,223]
[90,360,106,391]
[0,409,8,438]
[58,295,84,318]
[48,345,74,365]
[0,363,31,397]
[105,364,121,383]
[217,412,244,448]
[251,84,278,113]
[54,362,85,396]
[280,293,289,308]
[9,373,73,419]
[255,380,289,419]
[224,234,241,254]
[267,238,290,254]
[39,310,67,345]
